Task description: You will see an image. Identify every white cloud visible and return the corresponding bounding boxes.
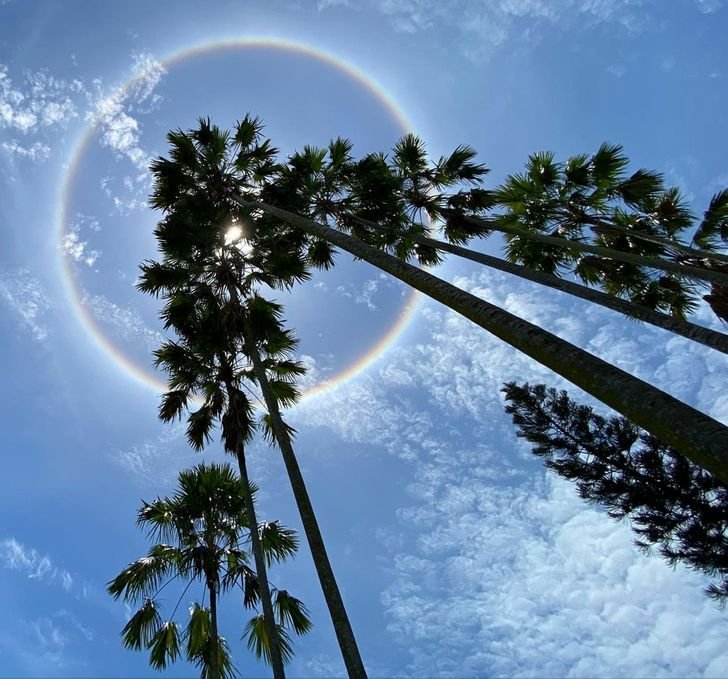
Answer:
[694,0,723,12]
[293,261,728,676]
[63,214,101,267]
[382,474,728,677]
[0,65,79,134]
[86,50,166,171]
[0,139,50,162]
[83,293,163,352]
[128,50,166,111]
[319,1,721,60]
[0,538,73,591]
[0,268,52,341]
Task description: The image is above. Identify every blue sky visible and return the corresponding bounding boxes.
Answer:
[1,0,728,676]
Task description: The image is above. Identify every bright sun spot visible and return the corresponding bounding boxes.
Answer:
[224,224,254,256]
[224,224,243,245]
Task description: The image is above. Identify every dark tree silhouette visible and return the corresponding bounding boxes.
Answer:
[502,382,728,604]
[108,462,311,678]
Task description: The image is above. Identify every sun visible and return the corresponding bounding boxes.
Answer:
[224,224,243,245]
[224,223,254,256]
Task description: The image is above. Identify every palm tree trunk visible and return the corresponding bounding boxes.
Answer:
[235,446,287,679]
[208,578,221,679]
[234,197,728,485]
[456,214,728,287]
[240,316,368,679]
[351,216,728,354]
[576,217,728,266]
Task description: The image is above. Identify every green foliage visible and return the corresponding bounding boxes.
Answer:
[108,463,311,675]
[503,382,728,605]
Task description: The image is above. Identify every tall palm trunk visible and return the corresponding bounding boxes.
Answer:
[235,446,287,679]
[240,316,368,679]
[207,577,221,679]
[217,346,286,678]
[235,197,728,485]
[455,214,728,287]
[351,216,728,354]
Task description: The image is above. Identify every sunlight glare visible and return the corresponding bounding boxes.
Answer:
[224,224,243,245]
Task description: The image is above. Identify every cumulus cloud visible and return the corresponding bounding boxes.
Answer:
[382,475,728,677]
[0,268,52,342]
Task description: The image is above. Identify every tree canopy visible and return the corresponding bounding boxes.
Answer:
[503,382,728,604]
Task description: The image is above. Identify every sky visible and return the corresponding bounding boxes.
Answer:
[1,0,728,676]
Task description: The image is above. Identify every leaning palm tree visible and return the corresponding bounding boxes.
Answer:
[108,462,311,678]
[149,115,728,484]
[233,194,728,484]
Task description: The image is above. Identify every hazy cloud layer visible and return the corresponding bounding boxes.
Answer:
[0,268,52,342]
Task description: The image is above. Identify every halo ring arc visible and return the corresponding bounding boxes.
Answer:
[57,37,421,402]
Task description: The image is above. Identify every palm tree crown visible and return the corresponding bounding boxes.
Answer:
[108,462,311,677]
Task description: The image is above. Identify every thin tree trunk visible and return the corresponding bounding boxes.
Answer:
[235,446,287,679]
[240,316,368,679]
[455,214,728,287]
[208,577,221,679]
[351,216,728,354]
[235,197,728,485]
[576,217,728,266]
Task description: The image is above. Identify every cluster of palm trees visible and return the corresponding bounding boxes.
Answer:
[109,115,728,677]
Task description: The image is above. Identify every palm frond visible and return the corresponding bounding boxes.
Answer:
[148,620,182,670]
[120,599,163,650]
[243,615,294,666]
[258,521,299,566]
[274,589,313,635]
[694,189,728,249]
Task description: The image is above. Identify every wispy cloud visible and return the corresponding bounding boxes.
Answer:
[0,537,73,591]
[319,0,712,61]
[0,48,165,174]
[83,293,163,352]
[0,268,52,342]
[0,139,50,162]
[86,50,166,171]
[694,0,723,12]
[0,65,80,133]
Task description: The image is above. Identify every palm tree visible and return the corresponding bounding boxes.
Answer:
[107,462,311,678]
[142,117,367,679]
[471,145,728,319]
[231,195,728,485]
[148,288,291,679]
